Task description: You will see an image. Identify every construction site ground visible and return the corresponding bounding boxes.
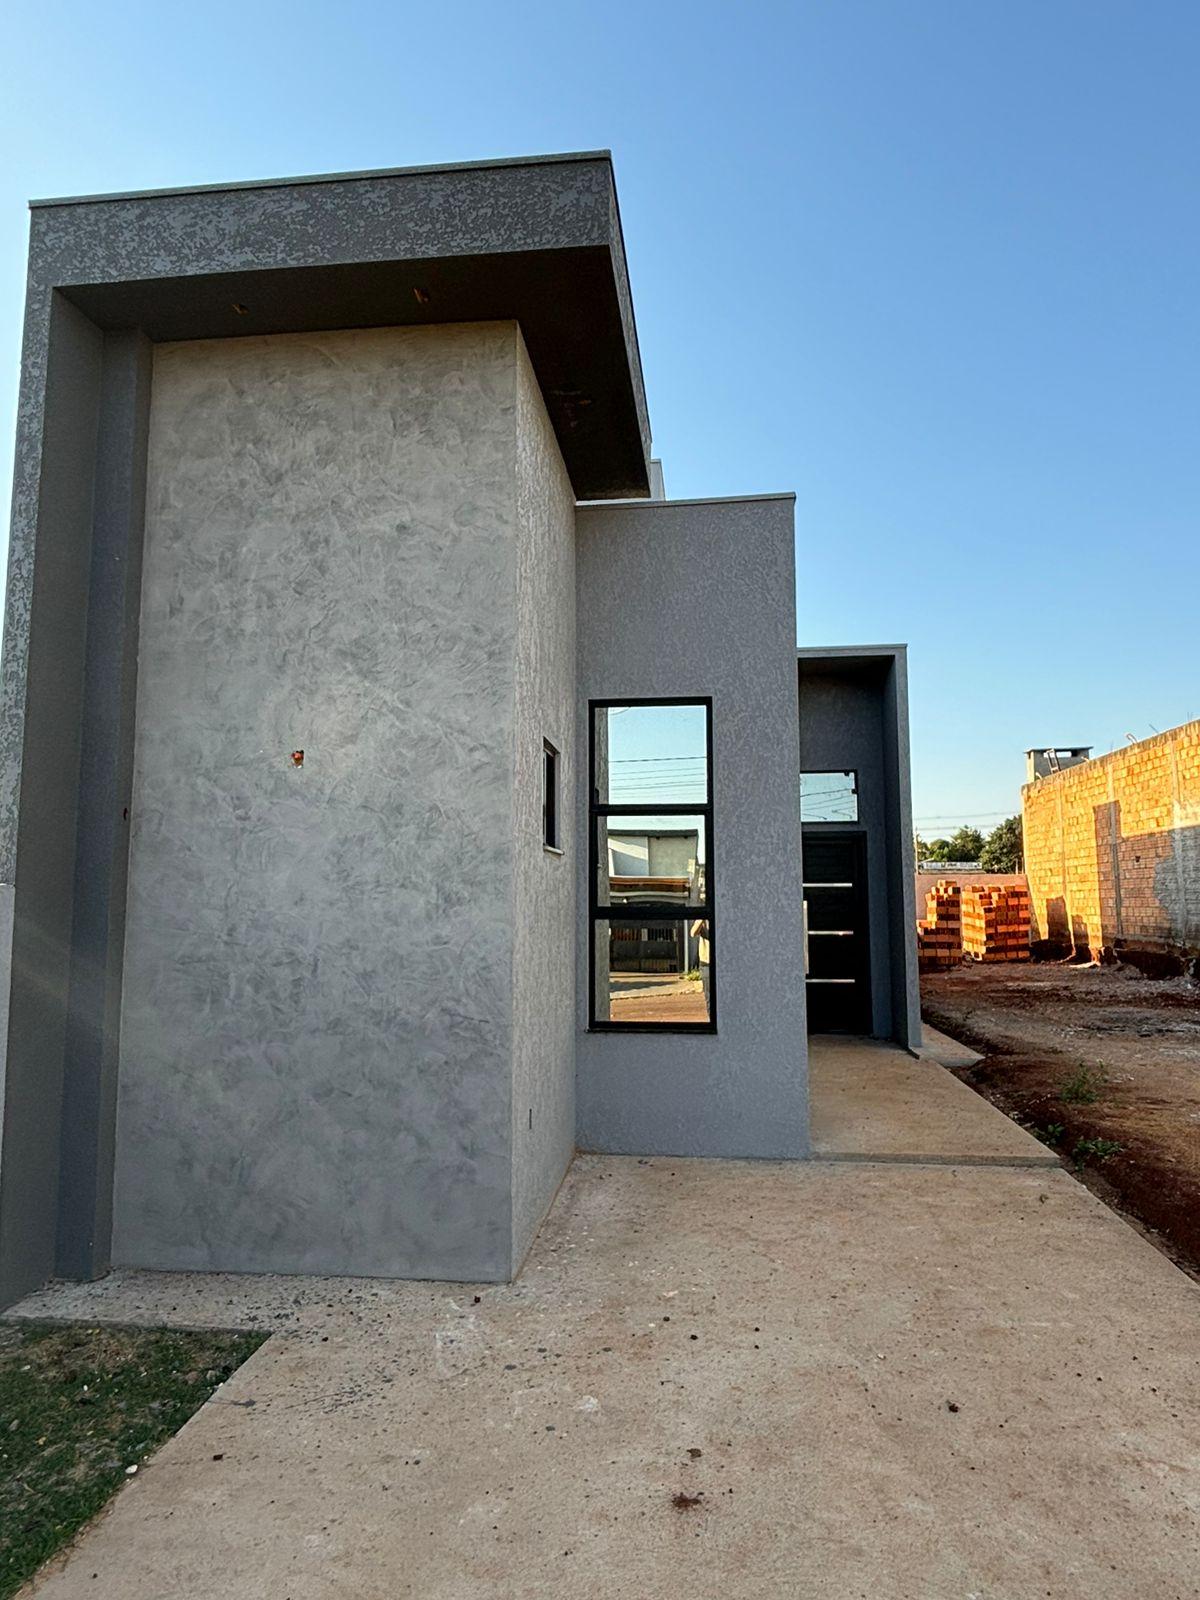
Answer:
[922,959,1200,1272]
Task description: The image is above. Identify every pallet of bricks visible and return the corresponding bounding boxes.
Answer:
[917,880,962,971]
[960,883,1031,962]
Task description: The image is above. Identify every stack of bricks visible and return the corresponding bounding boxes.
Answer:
[960,883,1031,962]
[917,880,963,971]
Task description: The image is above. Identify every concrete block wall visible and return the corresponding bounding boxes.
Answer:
[1022,720,1200,961]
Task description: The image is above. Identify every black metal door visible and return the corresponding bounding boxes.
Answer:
[803,832,870,1033]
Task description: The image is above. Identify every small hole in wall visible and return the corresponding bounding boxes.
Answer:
[291,750,304,768]
[412,286,431,305]
[528,1108,533,1131]
[122,807,129,821]
[231,302,250,316]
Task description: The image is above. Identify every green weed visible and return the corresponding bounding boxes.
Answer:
[1072,1137,1123,1169]
[1060,1064,1105,1104]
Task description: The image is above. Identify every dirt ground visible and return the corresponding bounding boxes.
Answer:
[922,960,1200,1270]
[608,975,709,1024]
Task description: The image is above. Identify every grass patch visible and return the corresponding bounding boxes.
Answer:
[0,1320,264,1599]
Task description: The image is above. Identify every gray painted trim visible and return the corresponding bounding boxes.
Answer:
[797,644,908,659]
[579,491,797,510]
[31,150,615,209]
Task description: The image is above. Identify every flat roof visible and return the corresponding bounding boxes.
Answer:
[797,644,907,684]
[30,150,613,209]
[27,151,649,499]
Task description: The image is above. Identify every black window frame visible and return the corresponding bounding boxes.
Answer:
[588,697,716,1033]
[543,739,560,850]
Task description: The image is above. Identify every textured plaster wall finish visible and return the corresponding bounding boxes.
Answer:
[510,337,577,1267]
[113,322,541,1282]
[575,497,809,1157]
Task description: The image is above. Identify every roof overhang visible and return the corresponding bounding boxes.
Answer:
[28,152,651,500]
[796,644,907,684]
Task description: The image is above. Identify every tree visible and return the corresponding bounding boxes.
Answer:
[948,825,985,861]
[980,815,1023,873]
[923,825,984,863]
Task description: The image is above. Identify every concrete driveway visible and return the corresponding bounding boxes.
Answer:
[8,1045,1200,1598]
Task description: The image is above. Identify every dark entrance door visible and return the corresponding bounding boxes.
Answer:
[802,832,870,1033]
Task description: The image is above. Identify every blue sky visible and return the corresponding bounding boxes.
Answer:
[3,0,1197,838]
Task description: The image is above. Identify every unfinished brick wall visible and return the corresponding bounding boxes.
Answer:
[1022,721,1200,961]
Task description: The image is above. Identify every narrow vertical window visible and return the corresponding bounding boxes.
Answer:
[589,700,715,1030]
[543,739,560,850]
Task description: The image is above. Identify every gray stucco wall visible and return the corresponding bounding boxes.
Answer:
[0,297,104,1299]
[574,496,808,1158]
[112,322,530,1281]
[797,676,893,1037]
[510,337,576,1268]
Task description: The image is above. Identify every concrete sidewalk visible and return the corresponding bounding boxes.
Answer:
[10,1147,1200,1598]
[809,1034,1057,1165]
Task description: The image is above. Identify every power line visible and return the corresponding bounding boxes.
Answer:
[913,810,1011,822]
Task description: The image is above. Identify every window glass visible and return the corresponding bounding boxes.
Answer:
[593,704,708,805]
[589,699,715,1030]
[543,740,559,848]
[596,814,706,908]
[593,918,712,1025]
[800,770,858,823]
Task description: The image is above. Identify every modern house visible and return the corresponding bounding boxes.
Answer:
[0,151,919,1308]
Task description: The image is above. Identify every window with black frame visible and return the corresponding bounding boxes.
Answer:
[589,700,714,1030]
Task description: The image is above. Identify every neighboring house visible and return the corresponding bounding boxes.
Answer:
[0,152,919,1308]
[606,826,702,982]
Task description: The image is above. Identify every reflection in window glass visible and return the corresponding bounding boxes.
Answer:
[590,699,714,1030]
[800,770,858,823]
[596,814,706,908]
[594,704,708,805]
[593,918,712,1025]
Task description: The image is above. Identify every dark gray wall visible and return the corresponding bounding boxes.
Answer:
[57,330,152,1281]
[797,650,921,1051]
[0,308,152,1303]
[881,655,921,1050]
[574,496,809,1158]
[0,294,104,1304]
